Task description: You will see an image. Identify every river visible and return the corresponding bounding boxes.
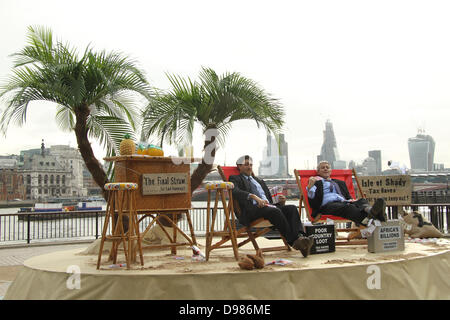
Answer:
[0,200,301,244]
[0,200,301,214]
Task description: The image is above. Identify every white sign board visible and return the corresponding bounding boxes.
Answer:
[141,173,189,195]
[360,175,412,205]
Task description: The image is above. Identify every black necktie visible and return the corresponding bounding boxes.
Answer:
[247,176,260,196]
[330,180,343,197]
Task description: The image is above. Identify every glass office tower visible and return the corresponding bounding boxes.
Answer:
[408,131,435,172]
[317,120,340,169]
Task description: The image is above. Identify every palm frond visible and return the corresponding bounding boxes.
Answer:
[55,105,75,132]
[0,25,153,191]
[141,67,285,154]
[87,114,136,157]
[1,25,151,140]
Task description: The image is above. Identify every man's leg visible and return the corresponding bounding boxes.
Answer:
[280,204,306,236]
[320,201,368,225]
[353,198,387,222]
[247,206,298,245]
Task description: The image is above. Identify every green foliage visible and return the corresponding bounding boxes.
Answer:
[0,25,152,157]
[141,67,284,149]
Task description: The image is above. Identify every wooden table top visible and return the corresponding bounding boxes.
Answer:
[104,155,202,162]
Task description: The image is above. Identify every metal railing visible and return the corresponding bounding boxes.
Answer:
[0,204,448,245]
[0,208,219,245]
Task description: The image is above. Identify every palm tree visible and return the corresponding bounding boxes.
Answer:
[0,26,152,199]
[141,67,285,192]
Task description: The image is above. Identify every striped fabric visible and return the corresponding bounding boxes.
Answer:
[204,181,234,190]
[104,182,138,190]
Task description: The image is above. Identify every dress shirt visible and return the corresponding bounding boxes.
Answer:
[307,179,346,207]
[246,175,269,205]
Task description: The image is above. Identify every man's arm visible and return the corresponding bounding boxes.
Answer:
[232,175,270,208]
[255,177,274,205]
[229,175,251,203]
[306,185,317,199]
[276,194,286,206]
[306,180,323,212]
[306,176,318,199]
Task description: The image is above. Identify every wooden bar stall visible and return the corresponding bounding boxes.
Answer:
[104,155,198,254]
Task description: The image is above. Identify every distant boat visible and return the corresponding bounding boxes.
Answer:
[76,201,105,211]
[17,200,106,220]
[18,202,63,213]
[34,202,63,212]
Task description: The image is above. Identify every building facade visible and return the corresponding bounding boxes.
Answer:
[49,145,87,197]
[368,150,382,175]
[259,134,289,177]
[0,157,25,201]
[408,130,435,172]
[20,143,74,200]
[317,120,341,169]
[17,141,101,200]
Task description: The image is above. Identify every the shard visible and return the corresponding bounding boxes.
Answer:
[317,120,340,169]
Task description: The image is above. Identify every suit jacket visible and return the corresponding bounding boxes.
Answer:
[229,174,277,226]
[307,179,351,217]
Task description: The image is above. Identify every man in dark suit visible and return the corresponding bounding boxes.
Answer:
[229,155,314,257]
[307,161,387,225]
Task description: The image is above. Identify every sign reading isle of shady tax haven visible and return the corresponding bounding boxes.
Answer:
[360,175,412,206]
[142,173,189,195]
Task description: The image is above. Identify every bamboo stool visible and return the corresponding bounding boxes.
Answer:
[204,181,239,261]
[96,182,144,269]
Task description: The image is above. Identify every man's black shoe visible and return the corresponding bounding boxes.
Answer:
[369,198,387,222]
[292,235,314,258]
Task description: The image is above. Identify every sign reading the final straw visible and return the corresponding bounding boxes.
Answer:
[360,175,411,206]
[141,173,189,195]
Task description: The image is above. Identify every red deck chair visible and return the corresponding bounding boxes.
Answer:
[217,165,291,254]
[294,168,367,245]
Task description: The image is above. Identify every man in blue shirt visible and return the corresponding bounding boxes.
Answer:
[307,161,387,225]
[230,155,314,257]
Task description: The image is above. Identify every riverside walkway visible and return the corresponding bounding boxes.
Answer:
[0,242,90,298]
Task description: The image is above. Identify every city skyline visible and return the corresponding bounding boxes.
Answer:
[1,1,450,172]
[2,123,446,174]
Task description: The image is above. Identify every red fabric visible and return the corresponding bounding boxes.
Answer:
[296,169,356,221]
[220,166,240,181]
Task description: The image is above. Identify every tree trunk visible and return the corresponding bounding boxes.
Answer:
[190,162,213,193]
[190,130,217,192]
[74,105,109,200]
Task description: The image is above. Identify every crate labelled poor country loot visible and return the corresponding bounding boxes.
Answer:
[305,224,335,254]
[368,220,405,253]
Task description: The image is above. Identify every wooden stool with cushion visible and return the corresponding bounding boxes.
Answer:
[204,181,240,261]
[97,182,144,269]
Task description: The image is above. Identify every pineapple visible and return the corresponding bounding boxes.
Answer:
[156,146,164,157]
[136,143,146,155]
[119,134,135,155]
[147,144,164,157]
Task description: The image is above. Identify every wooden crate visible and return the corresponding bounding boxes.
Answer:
[367,220,405,253]
[104,156,195,212]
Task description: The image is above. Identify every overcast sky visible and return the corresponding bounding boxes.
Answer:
[1,0,449,172]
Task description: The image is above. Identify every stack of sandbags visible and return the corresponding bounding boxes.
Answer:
[400,210,444,238]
